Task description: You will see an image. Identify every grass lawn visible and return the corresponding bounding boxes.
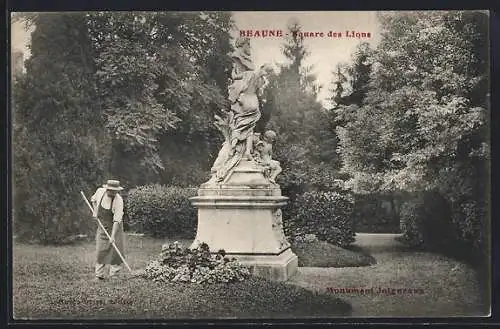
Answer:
[289,234,490,317]
[292,241,376,267]
[12,235,352,320]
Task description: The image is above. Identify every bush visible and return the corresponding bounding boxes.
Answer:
[126,184,198,238]
[399,197,425,248]
[13,124,107,245]
[399,191,456,249]
[450,199,487,254]
[284,190,355,247]
[141,241,251,284]
[13,202,96,245]
[436,162,489,264]
[399,187,488,270]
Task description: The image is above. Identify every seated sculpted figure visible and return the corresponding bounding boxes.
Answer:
[254,130,282,184]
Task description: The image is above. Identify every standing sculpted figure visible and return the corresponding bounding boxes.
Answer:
[210,37,272,183]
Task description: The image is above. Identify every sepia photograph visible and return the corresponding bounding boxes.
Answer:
[10,10,491,320]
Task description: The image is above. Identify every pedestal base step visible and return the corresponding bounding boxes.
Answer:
[231,248,298,281]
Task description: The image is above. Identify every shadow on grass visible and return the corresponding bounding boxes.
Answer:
[14,274,353,319]
[430,245,490,314]
[343,244,377,264]
[394,235,491,315]
[292,241,376,268]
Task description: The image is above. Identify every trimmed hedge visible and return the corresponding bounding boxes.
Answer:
[284,190,355,247]
[126,184,198,238]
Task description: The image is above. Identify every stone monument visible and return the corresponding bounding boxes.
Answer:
[189,37,298,281]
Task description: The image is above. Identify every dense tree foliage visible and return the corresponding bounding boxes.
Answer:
[13,12,234,243]
[13,13,108,243]
[330,42,402,233]
[333,11,489,258]
[87,12,233,186]
[255,19,351,244]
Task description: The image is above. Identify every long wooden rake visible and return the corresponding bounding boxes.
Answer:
[80,191,144,278]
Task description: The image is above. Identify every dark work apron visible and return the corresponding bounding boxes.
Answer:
[95,193,125,265]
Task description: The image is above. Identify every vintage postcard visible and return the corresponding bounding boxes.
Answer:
[10,10,491,320]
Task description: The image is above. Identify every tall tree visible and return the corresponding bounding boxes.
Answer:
[13,13,109,243]
[331,42,373,108]
[336,11,489,253]
[87,12,234,186]
[263,19,339,195]
[329,42,375,180]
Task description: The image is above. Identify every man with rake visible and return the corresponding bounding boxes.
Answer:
[90,180,126,280]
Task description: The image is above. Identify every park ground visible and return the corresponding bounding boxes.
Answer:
[12,233,489,319]
[290,233,490,317]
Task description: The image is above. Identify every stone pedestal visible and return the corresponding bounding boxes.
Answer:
[189,160,298,281]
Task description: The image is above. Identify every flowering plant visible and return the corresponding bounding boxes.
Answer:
[141,241,251,284]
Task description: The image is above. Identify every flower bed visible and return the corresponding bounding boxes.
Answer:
[141,241,251,284]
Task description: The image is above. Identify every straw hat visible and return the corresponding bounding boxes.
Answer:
[102,180,123,191]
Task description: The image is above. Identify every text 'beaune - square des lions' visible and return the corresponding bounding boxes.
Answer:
[239,30,372,38]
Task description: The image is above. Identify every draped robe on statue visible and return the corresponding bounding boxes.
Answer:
[210,50,264,182]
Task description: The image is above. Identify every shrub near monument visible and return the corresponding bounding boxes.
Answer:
[126,183,374,269]
[126,185,197,238]
[127,184,358,250]
[284,190,356,247]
